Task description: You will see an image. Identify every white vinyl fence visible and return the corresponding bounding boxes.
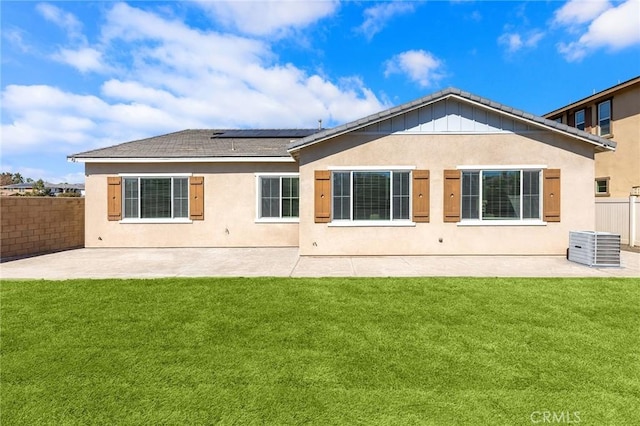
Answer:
[595,196,640,246]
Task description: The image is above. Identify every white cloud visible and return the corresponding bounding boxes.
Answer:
[3,28,33,53]
[194,0,339,37]
[358,2,416,40]
[1,2,388,158]
[469,11,482,22]
[555,0,640,62]
[36,3,113,73]
[498,33,523,53]
[578,0,640,49]
[553,0,612,27]
[384,50,445,88]
[51,47,108,73]
[498,30,544,53]
[36,2,85,43]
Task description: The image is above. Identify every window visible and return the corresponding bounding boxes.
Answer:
[554,117,562,124]
[598,100,611,136]
[332,170,411,221]
[575,109,585,131]
[461,169,541,221]
[123,177,189,219]
[257,175,299,220]
[595,177,610,197]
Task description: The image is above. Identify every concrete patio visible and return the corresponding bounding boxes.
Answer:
[1,247,638,279]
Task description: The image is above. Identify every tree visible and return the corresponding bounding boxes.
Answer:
[12,173,24,184]
[0,172,27,185]
[0,172,13,186]
[31,179,52,196]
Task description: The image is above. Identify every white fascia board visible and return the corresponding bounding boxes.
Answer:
[68,156,296,163]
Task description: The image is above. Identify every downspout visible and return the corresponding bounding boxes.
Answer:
[630,190,638,248]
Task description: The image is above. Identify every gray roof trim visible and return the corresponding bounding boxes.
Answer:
[287,87,616,153]
[69,156,296,164]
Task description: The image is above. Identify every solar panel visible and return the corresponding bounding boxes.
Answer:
[214,129,317,138]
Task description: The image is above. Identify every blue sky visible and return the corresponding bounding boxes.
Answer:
[2,1,639,184]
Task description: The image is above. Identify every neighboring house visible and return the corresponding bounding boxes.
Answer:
[0,182,33,196]
[68,88,615,256]
[544,76,640,198]
[0,182,85,196]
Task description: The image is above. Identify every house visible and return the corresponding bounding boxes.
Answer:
[68,88,615,256]
[0,182,85,196]
[544,76,640,198]
[0,182,33,196]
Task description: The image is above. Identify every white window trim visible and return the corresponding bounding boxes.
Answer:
[330,169,413,225]
[121,175,191,222]
[119,173,193,177]
[575,109,585,130]
[459,168,543,223]
[255,218,300,224]
[329,220,415,227]
[598,100,612,136]
[457,165,547,170]
[595,177,610,196]
[457,220,546,227]
[120,218,193,224]
[255,173,300,223]
[328,165,416,171]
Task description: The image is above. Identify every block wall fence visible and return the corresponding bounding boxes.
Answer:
[1,197,85,260]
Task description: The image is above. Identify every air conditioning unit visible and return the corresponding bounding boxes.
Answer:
[568,231,620,267]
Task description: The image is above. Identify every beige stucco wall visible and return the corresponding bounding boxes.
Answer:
[297,131,596,256]
[594,84,640,197]
[84,162,299,248]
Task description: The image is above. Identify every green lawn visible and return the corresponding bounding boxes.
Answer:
[1,277,639,425]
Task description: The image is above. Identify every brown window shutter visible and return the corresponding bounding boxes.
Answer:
[412,170,430,222]
[543,169,561,222]
[107,177,122,221]
[314,170,331,223]
[443,170,461,222]
[584,106,592,131]
[568,111,575,127]
[190,176,204,220]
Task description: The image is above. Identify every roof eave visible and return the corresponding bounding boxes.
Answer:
[67,156,296,163]
[543,76,640,118]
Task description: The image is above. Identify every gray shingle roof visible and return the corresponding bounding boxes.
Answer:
[69,129,318,160]
[287,87,617,152]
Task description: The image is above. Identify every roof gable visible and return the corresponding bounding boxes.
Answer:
[288,88,616,153]
[359,97,534,134]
